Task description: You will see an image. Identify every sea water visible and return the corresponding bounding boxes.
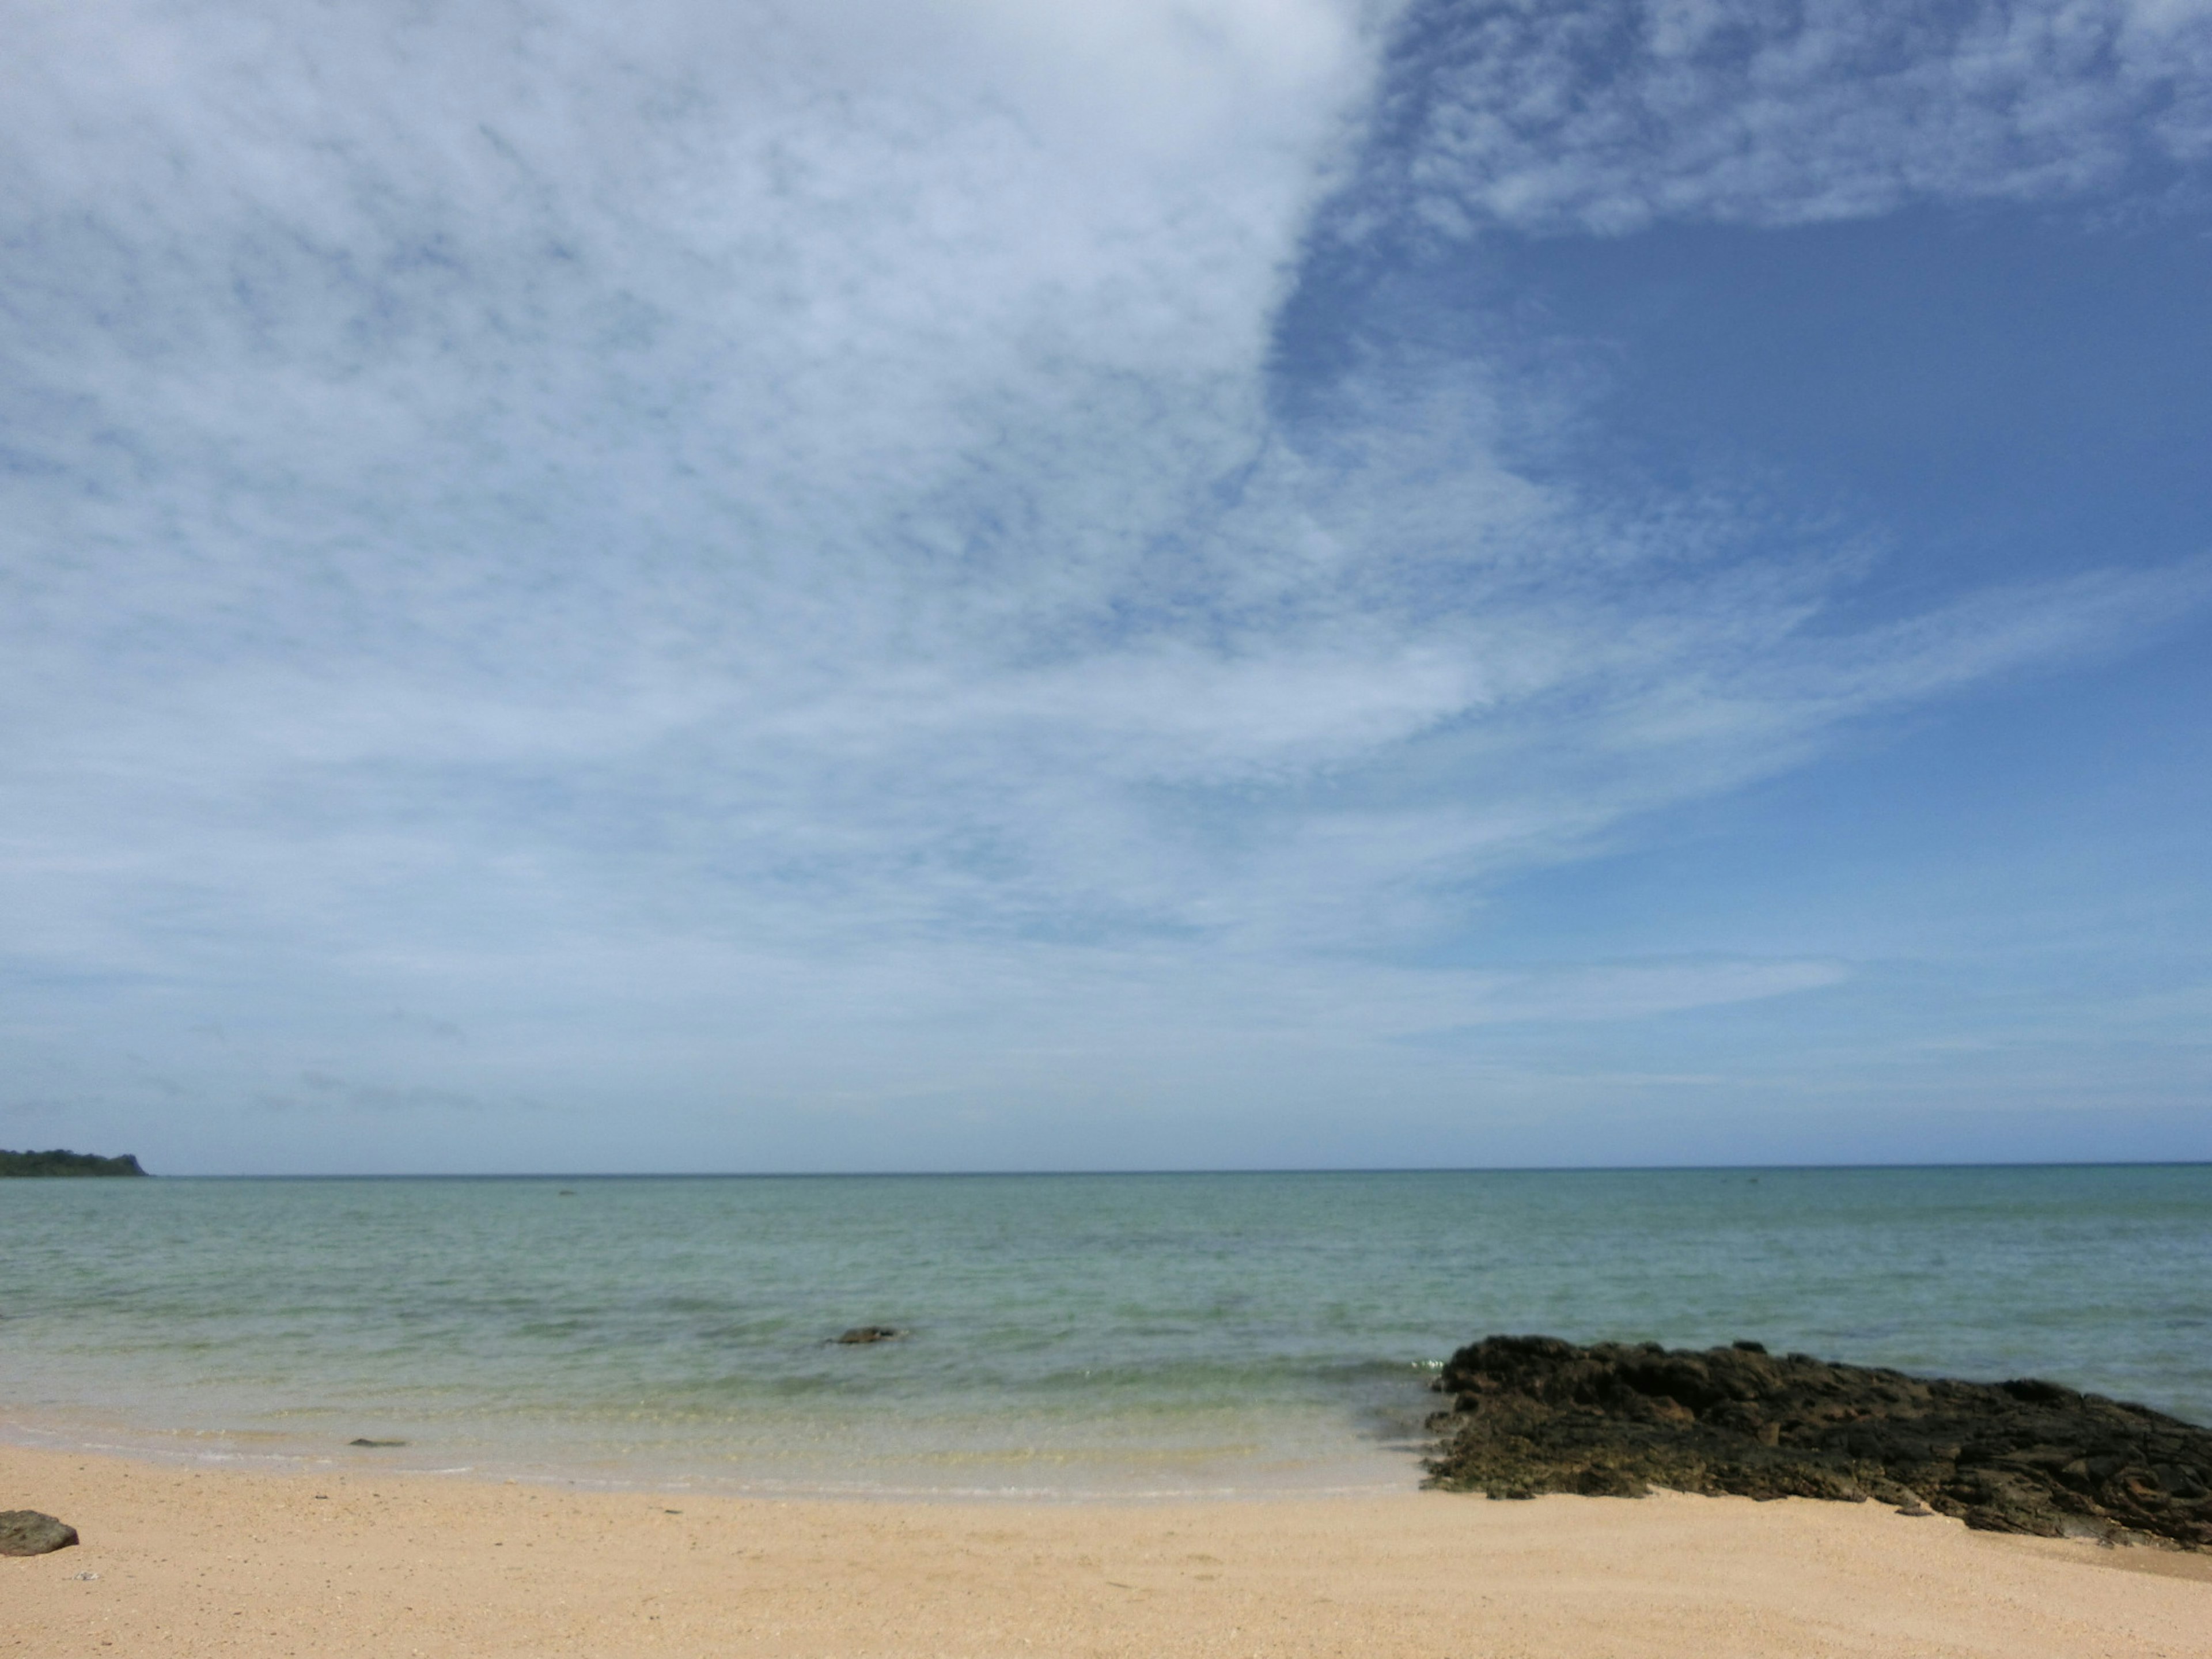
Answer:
[2,1166,2207,1497]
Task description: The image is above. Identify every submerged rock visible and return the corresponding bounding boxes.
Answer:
[831,1325,905,1344]
[0,1510,79,1555]
[1426,1335,2212,1551]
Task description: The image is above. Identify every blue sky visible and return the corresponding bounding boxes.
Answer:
[3,0,2208,1173]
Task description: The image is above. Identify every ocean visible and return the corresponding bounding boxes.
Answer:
[2,1166,2207,1498]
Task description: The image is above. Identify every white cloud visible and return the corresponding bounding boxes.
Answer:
[1351,0,2212,236]
[2,0,2206,1161]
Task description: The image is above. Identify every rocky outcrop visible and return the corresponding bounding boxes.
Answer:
[0,1149,146,1177]
[0,1511,79,1555]
[831,1326,905,1344]
[1426,1335,2212,1550]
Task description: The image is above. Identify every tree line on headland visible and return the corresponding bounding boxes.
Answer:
[0,1148,148,1177]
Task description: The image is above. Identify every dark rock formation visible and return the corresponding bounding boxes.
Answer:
[1426,1335,2212,1551]
[831,1325,904,1344]
[347,1438,408,1447]
[0,1148,147,1177]
[0,1510,79,1555]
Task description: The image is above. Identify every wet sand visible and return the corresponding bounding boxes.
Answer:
[5,1441,2209,1657]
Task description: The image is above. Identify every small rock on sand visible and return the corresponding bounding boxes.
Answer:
[0,1510,79,1556]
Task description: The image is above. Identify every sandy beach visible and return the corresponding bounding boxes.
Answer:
[6,1443,2209,1658]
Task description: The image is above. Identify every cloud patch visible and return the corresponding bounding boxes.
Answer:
[1343,0,2212,237]
[1,0,2206,1161]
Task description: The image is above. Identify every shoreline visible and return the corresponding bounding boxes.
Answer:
[7,1441,2209,1658]
[0,1404,1432,1506]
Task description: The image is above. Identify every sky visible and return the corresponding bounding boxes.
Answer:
[3,0,2209,1174]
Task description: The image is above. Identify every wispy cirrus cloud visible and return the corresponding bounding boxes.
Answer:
[2,0,2207,1166]
[1339,0,2212,238]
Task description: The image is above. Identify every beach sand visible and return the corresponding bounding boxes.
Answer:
[5,1442,2209,1657]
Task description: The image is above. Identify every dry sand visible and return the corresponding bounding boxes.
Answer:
[6,1442,2210,1658]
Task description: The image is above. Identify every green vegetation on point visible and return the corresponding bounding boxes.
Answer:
[0,1148,149,1177]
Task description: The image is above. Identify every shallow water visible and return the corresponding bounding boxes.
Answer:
[2,1166,2207,1496]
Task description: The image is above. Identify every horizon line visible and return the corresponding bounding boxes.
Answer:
[80,1158,2212,1180]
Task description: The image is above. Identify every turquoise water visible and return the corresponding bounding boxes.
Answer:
[2,1167,2207,1497]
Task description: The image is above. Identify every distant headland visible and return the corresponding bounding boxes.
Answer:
[0,1148,149,1177]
